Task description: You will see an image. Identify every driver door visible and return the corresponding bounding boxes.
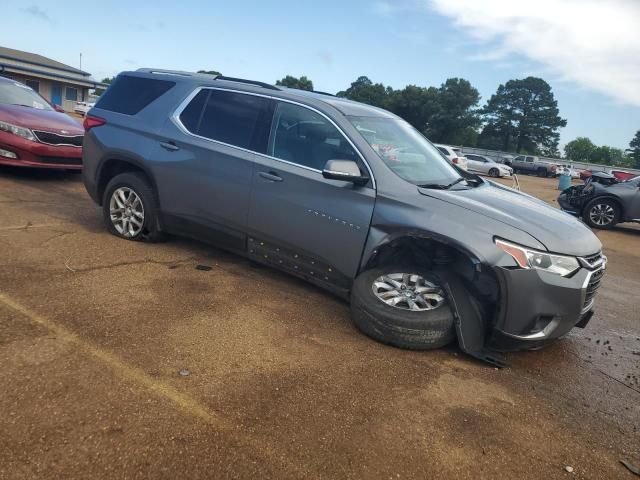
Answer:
[247,101,375,290]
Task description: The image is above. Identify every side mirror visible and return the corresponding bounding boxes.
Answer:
[52,104,65,113]
[322,159,369,186]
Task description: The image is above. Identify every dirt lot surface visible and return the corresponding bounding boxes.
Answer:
[1,168,638,479]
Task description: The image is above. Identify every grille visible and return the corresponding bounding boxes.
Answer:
[581,251,603,268]
[583,268,604,310]
[33,130,83,147]
[38,156,82,166]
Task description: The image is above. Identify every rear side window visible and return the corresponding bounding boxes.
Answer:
[189,89,270,151]
[95,75,175,115]
[436,146,449,156]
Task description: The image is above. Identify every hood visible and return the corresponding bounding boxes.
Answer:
[0,104,83,134]
[418,181,602,257]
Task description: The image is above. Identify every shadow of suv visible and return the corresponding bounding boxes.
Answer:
[82,69,605,366]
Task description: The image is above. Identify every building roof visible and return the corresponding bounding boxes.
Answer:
[0,46,89,76]
[0,46,104,88]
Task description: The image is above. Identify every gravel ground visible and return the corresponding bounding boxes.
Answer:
[0,168,638,479]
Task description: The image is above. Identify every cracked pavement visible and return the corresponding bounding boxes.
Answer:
[0,167,639,479]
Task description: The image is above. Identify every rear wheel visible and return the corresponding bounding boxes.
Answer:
[583,198,620,229]
[488,168,499,177]
[102,172,165,242]
[537,167,547,177]
[350,267,455,350]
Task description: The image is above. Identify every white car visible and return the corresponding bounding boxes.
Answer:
[73,101,95,116]
[434,144,468,171]
[464,153,513,178]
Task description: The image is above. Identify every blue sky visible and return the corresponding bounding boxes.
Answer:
[3,0,639,151]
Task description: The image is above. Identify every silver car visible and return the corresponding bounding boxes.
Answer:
[465,154,513,178]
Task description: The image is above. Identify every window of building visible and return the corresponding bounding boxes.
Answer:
[268,102,357,170]
[25,80,39,92]
[65,87,78,101]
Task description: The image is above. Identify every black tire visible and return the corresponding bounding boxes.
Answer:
[488,168,499,177]
[350,267,455,350]
[102,172,165,242]
[536,167,547,177]
[582,198,620,230]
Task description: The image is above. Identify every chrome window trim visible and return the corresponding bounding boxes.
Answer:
[171,86,376,188]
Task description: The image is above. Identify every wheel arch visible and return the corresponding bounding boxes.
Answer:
[96,155,160,208]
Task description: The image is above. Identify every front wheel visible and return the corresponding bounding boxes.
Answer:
[488,168,499,177]
[583,198,620,229]
[102,172,165,242]
[350,267,455,350]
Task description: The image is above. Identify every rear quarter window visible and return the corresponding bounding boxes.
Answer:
[95,75,175,115]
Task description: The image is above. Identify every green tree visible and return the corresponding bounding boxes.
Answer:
[275,75,314,91]
[564,137,597,162]
[198,69,222,76]
[481,77,567,153]
[93,77,114,96]
[589,146,627,166]
[425,78,481,145]
[386,85,437,132]
[629,130,640,168]
[337,76,390,108]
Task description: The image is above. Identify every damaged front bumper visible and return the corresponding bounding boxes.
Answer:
[489,254,606,351]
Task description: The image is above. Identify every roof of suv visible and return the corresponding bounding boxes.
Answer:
[132,68,397,119]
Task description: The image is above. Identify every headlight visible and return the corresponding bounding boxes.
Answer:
[495,239,579,276]
[0,120,36,142]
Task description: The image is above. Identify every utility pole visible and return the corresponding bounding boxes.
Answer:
[79,53,82,71]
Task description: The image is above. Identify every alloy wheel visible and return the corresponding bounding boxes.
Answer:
[372,273,445,311]
[589,204,615,226]
[109,187,145,238]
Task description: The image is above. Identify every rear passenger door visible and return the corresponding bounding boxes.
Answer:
[156,88,272,249]
[246,100,375,290]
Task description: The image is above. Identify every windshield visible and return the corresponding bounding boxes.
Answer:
[0,80,52,110]
[348,116,461,186]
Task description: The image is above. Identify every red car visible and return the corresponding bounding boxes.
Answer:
[0,76,83,169]
[580,168,637,182]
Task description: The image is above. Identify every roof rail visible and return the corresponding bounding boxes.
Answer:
[312,90,335,97]
[215,75,280,91]
[136,68,218,79]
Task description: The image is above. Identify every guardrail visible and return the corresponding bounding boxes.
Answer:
[457,146,640,176]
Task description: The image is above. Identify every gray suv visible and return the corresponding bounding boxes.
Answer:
[82,69,605,366]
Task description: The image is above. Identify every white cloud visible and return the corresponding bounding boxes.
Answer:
[427,0,640,107]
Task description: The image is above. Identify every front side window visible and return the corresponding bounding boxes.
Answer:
[349,116,460,186]
[196,90,270,151]
[0,79,51,110]
[268,102,358,170]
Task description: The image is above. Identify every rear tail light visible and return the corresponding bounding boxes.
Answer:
[83,115,106,131]
[452,157,459,164]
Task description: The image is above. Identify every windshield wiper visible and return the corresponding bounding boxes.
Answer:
[419,177,467,190]
[12,103,34,108]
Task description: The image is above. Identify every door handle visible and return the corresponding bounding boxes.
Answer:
[258,171,283,182]
[160,141,180,151]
